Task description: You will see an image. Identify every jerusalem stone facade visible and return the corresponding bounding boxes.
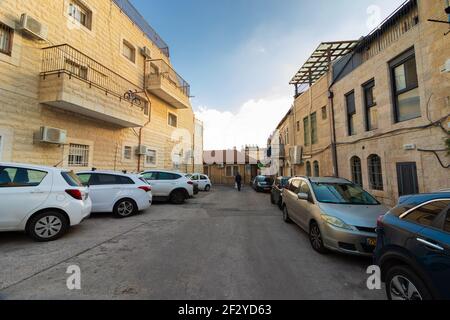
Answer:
[0,0,202,173]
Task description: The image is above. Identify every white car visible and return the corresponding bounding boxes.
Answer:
[0,162,91,241]
[141,170,194,204]
[76,171,152,218]
[188,173,212,191]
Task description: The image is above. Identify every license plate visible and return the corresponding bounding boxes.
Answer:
[367,238,377,246]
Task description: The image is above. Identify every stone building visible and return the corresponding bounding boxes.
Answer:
[0,0,202,173]
[270,0,449,206]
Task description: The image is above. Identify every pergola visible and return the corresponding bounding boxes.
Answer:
[289,41,359,92]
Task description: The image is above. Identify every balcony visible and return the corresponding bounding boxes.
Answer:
[39,44,147,128]
[145,59,191,109]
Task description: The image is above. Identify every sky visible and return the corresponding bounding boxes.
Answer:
[131,0,406,150]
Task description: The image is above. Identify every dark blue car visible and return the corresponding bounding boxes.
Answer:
[374,192,450,300]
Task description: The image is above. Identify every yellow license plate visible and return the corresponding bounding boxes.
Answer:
[367,238,377,246]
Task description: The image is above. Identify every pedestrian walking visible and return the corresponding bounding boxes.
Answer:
[235,172,242,192]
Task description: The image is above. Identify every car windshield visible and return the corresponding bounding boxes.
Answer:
[311,182,379,205]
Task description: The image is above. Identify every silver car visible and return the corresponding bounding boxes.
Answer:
[282,177,389,256]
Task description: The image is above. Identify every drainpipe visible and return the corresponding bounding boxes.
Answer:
[327,47,339,178]
[138,60,152,172]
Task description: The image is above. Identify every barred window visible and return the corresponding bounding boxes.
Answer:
[368,154,383,191]
[351,156,363,187]
[68,144,89,167]
[0,22,13,56]
[123,146,132,160]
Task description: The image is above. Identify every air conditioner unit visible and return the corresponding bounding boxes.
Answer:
[136,145,148,155]
[39,127,67,144]
[19,14,48,41]
[141,46,152,59]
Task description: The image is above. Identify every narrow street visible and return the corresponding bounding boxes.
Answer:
[0,186,383,300]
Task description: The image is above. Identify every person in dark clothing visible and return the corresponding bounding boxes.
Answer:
[235,172,242,192]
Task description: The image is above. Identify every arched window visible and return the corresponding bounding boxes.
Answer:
[313,161,320,177]
[368,154,383,190]
[306,161,312,177]
[350,156,363,187]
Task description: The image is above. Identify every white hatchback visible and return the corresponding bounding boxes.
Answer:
[189,173,212,191]
[0,162,92,241]
[77,171,152,218]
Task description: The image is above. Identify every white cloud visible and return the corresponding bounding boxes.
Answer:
[195,95,293,150]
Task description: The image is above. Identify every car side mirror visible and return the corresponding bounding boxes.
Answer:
[297,192,309,201]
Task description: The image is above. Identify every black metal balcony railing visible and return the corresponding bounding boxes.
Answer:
[146,59,190,98]
[41,44,143,104]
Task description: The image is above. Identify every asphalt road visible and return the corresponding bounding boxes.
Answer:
[0,186,384,300]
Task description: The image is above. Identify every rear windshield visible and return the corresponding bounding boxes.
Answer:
[311,182,379,205]
[61,171,83,187]
[257,176,274,184]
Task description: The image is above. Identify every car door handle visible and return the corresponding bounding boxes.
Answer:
[416,238,444,251]
[30,189,44,194]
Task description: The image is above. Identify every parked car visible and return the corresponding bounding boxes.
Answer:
[271,176,291,209]
[141,170,194,204]
[188,173,212,192]
[184,174,199,195]
[282,176,388,256]
[76,171,152,218]
[252,176,274,192]
[375,193,450,300]
[0,162,91,241]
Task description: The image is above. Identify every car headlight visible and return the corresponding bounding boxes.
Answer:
[321,215,355,231]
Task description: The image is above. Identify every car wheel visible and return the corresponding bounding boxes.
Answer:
[170,190,186,204]
[385,265,432,300]
[113,199,137,218]
[205,185,211,192]
[27,211,69,242]
[282,205,292,223]
[309,222,329,254]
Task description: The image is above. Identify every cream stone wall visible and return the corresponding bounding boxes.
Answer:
[0,0,196,173]
[332,0,450,206]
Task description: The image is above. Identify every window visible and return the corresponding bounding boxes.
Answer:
[345,91,356,136]
[350,156,363,187]
[145,149,157,167]
[68,144,89,167]
[0,166,47,187]
[303,117,310,146]
[321,106,327,120]
[313,161,320,177]
[296,121,300,132]
[142,172,158,181]
[168,113,178,127]
[285,128,289,145]
[368,154,383,191]
[311,112,317,144]
[68,1,92,29]
[122,40,136,63]
[76,173,92,186]
[289,179,301,193]
[65,59,88,79]
[305,161,312,177]
[226,165,238,177]
[158,172,181,180]
[123,146,132,160]
[444,210,450,234]
[300,181,312,197]
[0,22,13,56]
[61,171,83,187]
[403,201,450,228]
[363,80,378,131]
[390,48,420,122]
